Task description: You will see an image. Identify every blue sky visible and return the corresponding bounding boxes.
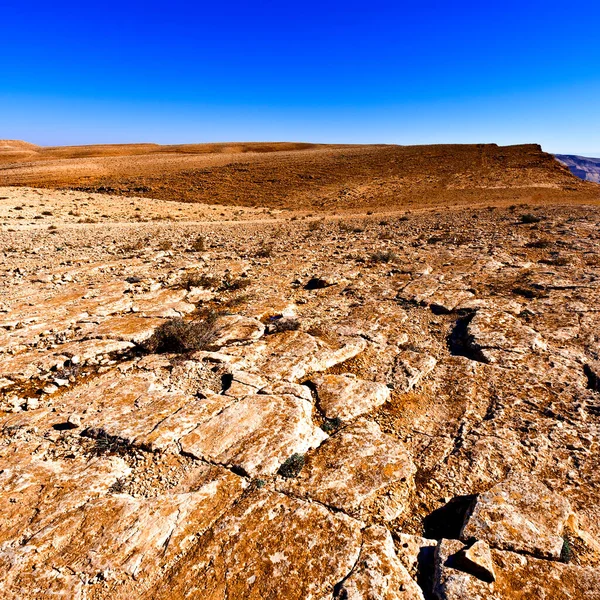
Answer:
[1,0,599,154]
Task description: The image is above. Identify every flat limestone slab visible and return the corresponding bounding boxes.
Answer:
[311,373,390,421]
[222,330,367,381]
[434,538,600,600]
[0,466,245,599]
[180,393,327,477]
[144,489,363,600]
[466,310,546,364]
[280,419,415,521]
[337,525,425,600]
[461,473,572,559]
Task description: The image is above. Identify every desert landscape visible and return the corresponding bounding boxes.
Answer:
[0,140,599,599]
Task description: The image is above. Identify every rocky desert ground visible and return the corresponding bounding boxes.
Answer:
[0,141,599,599]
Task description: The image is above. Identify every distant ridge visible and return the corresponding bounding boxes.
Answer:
[555,154,600,184]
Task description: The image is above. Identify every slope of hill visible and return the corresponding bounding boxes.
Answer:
[1,142,596,211]
[555,154,600,183]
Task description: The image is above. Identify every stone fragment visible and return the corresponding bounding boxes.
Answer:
[336,525,425,600]
[394,350,437,392]
[434,539,496,599]
[280,420,415,521]
[461,473,572,559]
[25,397,39,410]
[145,489,362,600]
[433,539,600,600]
[395,533,438,580]
[466,309,546,363]
[180,394,327,477]
[66,413,81,428]
[456,540,495,583]
[311,373,390,421]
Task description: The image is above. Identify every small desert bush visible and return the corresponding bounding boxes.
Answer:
[520,213,542,224]
[278,453,305,478]
[190,235,206,252]
[143,314,221,353]
[525,239,552,249]
[267,316,300,334]
[255,243,274,258]
[158,240,173,251]
[176,272,220,290]
[220,276,251,292]
[370,249,398,263]
[321,417,342,434]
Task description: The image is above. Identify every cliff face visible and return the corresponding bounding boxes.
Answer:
[555,154,600,183]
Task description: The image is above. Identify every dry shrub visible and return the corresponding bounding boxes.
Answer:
[143,314,221,353]
[176,272,220,290]
[190,235,206,252]
[370,250,398,263]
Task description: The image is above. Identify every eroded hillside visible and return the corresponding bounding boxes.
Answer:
[1,141,597,211]
[0,174,599,599]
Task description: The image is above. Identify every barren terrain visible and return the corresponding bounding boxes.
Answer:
[0,141,599,599]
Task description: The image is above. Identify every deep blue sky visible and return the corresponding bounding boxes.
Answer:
[1,0,599,154]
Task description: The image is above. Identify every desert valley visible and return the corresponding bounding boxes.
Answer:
[0,140,599,599]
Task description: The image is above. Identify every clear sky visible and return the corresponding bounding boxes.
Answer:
[1,0,599,155]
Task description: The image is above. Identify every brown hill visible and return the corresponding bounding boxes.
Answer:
[1,141,597,211]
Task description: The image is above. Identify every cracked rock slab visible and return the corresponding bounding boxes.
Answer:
[466,310,546,364]
[312,373,390,421]
[280,419,415,521]
[144,489,363,600]
[460,473,572,559]
[0,465,245,599]
[393,350,437,392]
[222,330,367,381]
[336,525,425,599]
[434,538,600,600]
[180,393,327,477]
[210,314,265,347]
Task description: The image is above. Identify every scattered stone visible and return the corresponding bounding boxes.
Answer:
[25,397,39,410]
[394,350,437,392]
[66,413,81,428]
[456,540,496,583]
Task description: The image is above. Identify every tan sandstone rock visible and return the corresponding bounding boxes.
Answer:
[180,393,327,476]
[144,489,363,600]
